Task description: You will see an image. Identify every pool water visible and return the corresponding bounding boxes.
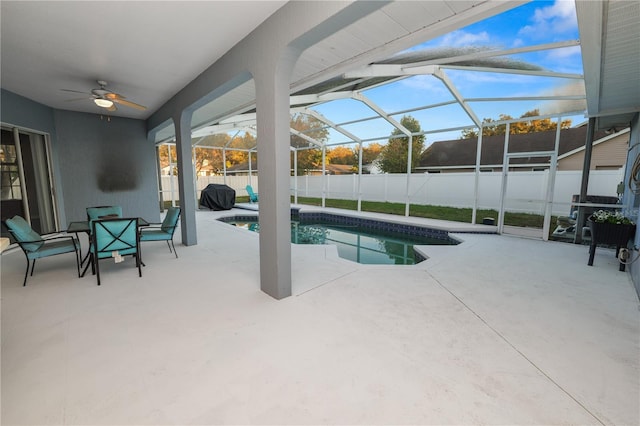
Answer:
[230,220,455,265]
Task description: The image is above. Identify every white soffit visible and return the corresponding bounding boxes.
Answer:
[599,1,640,113]
[577,0,640,130]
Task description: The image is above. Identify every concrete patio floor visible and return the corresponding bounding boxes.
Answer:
[1,207,638,425]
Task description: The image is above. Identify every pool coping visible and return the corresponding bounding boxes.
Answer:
[218,205,499,264]
[230,204,497,234]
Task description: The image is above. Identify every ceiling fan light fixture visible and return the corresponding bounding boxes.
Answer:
[94,98,113,108]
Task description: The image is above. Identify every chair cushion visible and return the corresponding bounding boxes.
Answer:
[139,229,171,241]
[28,238,77,259]
[5,216,44,252]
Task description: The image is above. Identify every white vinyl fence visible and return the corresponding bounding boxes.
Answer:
[161,169,624,216]
[293,169,624,216]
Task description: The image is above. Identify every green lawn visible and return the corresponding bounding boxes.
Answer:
[291,196,555,229]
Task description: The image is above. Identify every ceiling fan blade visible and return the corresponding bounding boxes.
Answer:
[111,97,147,110]
[61,89,90,95]
[107,104,117,112]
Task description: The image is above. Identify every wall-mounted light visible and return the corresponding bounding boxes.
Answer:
[94,98,114,108]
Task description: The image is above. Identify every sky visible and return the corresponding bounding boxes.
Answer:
[310,0,586,147]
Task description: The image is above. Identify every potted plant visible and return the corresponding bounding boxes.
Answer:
[587,209,636,271]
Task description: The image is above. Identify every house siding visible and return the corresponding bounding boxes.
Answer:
[557,133,629,171]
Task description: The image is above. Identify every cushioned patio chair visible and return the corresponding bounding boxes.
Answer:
[90,217,142,285]
[245,185,258,203]
[4,215,80,286]
[139,207,181,258]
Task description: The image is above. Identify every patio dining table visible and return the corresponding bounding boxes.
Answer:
[67,218,149,271]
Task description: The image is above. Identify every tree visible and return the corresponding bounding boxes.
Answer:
[461,109,572,139]
[377,116,425,173]
[195,146,236,175]
[348,143,384,173]
[225,132,255,167]
[327,146,356,165]
[290,113,329,175]
[293,148,324,175]
[360,143,383,165]
[158,144,177,175]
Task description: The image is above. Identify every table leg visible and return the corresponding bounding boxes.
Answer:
[74,231,92,268]
[80,252,98,277]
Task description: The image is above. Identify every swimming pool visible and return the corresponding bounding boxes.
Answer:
[219,211,458,265]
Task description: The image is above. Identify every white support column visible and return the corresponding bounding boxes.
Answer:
[357,142,363,211]
[384,173,389,202]
[322,146,326,208]
[405,135,413,217]
[248,151,253,187]
[168,145,177,207]
[191,146,199,203]
[293,148,298,204]
[352,173,356,199]
[542,119,562,240]
[472,130,483,224]
[497,124,511,233]
[222,148,227,185]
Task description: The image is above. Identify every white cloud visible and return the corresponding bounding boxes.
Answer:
[450,72,532,87]
[518,0,577,39]
[546,44,581,60]
[399,75,448,95]
[435,30,490,47]
[538,79,586,97]
[536,80,586,115]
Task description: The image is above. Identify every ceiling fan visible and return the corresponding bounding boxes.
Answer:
[62,80,146,111]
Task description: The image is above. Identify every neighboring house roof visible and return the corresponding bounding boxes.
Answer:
[418,127,608,169]
[226,161,259,173]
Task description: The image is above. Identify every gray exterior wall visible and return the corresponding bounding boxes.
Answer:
[54,110,159,223]
[1,89,160,228]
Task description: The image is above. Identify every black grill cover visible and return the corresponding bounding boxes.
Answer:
[199,184,236,210]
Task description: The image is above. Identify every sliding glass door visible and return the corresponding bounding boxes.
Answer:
[1,126,57,236]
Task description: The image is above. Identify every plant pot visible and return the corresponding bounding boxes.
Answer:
[587,218,636,271]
